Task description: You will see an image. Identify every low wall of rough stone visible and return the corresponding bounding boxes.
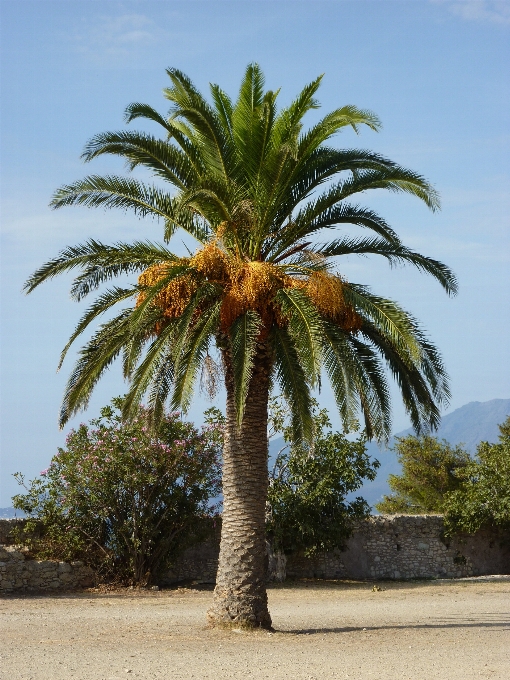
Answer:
[161,530,222,586]
[0,518,27,545]
[166,515,510,583]
[2,515,508,593]
[0,545,96,594]
[285,515,510,580]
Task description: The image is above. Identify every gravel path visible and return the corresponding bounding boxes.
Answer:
[1,579,509,679]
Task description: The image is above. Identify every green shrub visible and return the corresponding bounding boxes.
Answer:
[375,435,471,514]
[13,398,222,585]
[266,399,379,556]
[444,416,510,535]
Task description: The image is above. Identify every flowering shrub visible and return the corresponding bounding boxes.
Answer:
[13,398,222,585]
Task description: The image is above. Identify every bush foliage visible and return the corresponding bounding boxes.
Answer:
[266,399,379,556]
[443,416,510,535]
[13,398,222,584]
[375,435,471,514]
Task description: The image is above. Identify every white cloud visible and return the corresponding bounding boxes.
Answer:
[431,0,510,25]
[70,13,164,62]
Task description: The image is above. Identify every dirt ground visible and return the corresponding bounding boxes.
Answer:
[1,578,509,680]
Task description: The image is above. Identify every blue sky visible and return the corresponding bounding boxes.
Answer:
[1,0,509,505]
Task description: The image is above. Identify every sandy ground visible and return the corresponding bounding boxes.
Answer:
[1,579,509,680]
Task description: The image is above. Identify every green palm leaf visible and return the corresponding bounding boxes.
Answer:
[171,301,221,412]
[322,321,391,441]
[318,237,458,295]
[271,325,314,443]
[229,310,262,427]
[82,130,197,188]
[58,286,136,370]
[121,320,178,422]
[275,288,323,387]
[24,240,181,298]
[59,310,132,426]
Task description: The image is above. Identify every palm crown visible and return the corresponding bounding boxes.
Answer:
[25,64,456,443]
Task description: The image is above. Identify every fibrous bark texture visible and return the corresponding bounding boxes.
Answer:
[207,344,272,629]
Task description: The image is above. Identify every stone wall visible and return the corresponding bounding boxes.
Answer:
[166,515,510,584]
[0,519,95,594]
[285,515,510,580]
[161,530,222,586]
[0,545,95,594]
[0,518,26,545]
[1,515,508,593]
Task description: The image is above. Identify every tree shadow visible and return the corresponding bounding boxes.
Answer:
[279,615,510,635]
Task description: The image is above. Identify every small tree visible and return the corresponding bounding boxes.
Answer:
[13,398,222,585]
[443,416,510,535]
[375,435,470,514]
[267,400,379,558]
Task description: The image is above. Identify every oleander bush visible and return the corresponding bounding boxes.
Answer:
[13,397,222,585]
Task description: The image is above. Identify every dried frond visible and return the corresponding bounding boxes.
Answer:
[200,353,223,400]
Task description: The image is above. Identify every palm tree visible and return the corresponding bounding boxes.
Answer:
[25,65,456,628]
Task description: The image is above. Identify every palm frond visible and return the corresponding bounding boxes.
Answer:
[210,83,234,143]
[229,310,262,427]
[361,318,443,434]
[343,285,424,364]
[334,168,441,211]
[58,286,136,369]
[297,105,381,160]
[322,321,391,441]
[164,67,232,178]
[24,240,180,298]
[318,238,458,295]
[171,301,221,412]
[51,177,210,243]
[231,64,278,186]
[82,131,197,188]
[266,205,401,261]
[59,310,132,426]
[275,288,323,387]
[124,102,173,131]
[144,347,176,430]
[121,321,178,422]
[271,325,314,443]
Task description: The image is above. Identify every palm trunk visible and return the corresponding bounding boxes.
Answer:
[207,342,273,629]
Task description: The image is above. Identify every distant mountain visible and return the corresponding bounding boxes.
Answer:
[395,399,510,453]
[355,398,510,509]
[269,399,510,511]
